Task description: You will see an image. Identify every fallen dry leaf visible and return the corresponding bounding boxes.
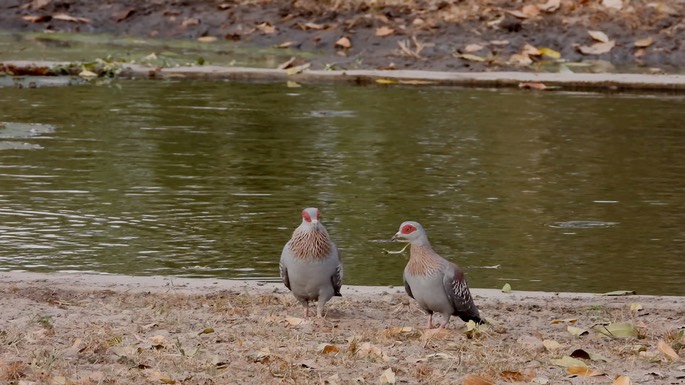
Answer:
[335,36,352,49]
[197,36,217,43]
[286,63,311,75]
[22,15,52,23]
[464,44,484,53]
[647,2,679,15]
[384,326,415,336]
[463,374,495,385]
[543,339,562,350]
[276,41,296,48]
[318,343,340,354]
[490,39,509,46]
[301,22,325,30]
[598,290,637,296]
[508,53,533,66]
[570,348,609,362]
[500,370,535,381]
[592,322,638,338]
[149,335,168,348]
[567,326,589,337]
[522,44,541,56]
[551,356,587,368]
[602,0,623,10]
[277,56,297,70]
[613,375,631,385]
[376,26,394,37]
[538,0,561,12]
[148,370,174,383]
[551,318,577,324]
[507,5,539,19]
[357,342,389,360]
[379,367,396,385]
[522,4,541,17]
[657,340,680,360]
[519,82,547,90]
[457,53,486,62]
[588,30,610,43]
[256,22,276,34]
[567,366,605,377]
[578,41,615,55]
[112,8,135,22]
[570,349,592,360]
[504,10,525,19]
[52,13,91,23]
[421,328,450,340]
[182,17,200,27]
[284,315,306,325]
[373,14,390,23]
[634,37,653,48]
[539,47,561,59]
[327,373,341,385]
[248,347,271,363]
[31,0,51,10]
[376,78,399,85]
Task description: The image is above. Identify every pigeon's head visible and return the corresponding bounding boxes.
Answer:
[301,207,321,227]
[391,221,428,245]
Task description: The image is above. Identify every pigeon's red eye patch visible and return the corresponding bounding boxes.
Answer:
[302,210,312,222]
[401,224,416,234]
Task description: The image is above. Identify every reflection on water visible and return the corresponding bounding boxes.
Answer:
[0,81,684,295]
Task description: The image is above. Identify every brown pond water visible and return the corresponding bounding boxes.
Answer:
[0,80,684,295]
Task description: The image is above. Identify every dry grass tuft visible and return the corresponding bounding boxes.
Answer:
[0,361,27,381]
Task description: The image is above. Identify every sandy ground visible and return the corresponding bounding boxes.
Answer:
[1,0,685,73]
[1,272,684,385]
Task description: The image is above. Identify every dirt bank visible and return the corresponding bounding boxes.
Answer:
[1,272,684,384]
[1,0,684,73]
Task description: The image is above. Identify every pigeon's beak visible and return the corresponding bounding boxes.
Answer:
[391,232,401,242]
[312,219,318,225]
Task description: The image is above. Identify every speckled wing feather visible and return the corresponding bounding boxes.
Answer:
[279,244,292,291]
[331,245,343,296]
[442,263,482,323]
[403,277,414,299]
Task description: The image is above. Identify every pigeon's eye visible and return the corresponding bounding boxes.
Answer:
[402,224,416,234]
[302,211,312,222]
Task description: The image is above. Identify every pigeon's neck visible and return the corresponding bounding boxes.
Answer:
[407,244,443,276]
[289,225,331,260]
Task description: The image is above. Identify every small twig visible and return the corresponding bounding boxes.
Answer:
[397,35,427,59]
[382,242,411,255]
[412,35,425,57]
[442,356,456,376]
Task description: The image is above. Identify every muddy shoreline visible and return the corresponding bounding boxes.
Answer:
[4,60,685,93]
[1,0,684,74]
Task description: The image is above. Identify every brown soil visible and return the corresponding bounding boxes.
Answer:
[1,0,684,73]
[1,272,684,385]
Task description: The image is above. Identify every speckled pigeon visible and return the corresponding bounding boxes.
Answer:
[280,207,343,317]
[391,221,483,328]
